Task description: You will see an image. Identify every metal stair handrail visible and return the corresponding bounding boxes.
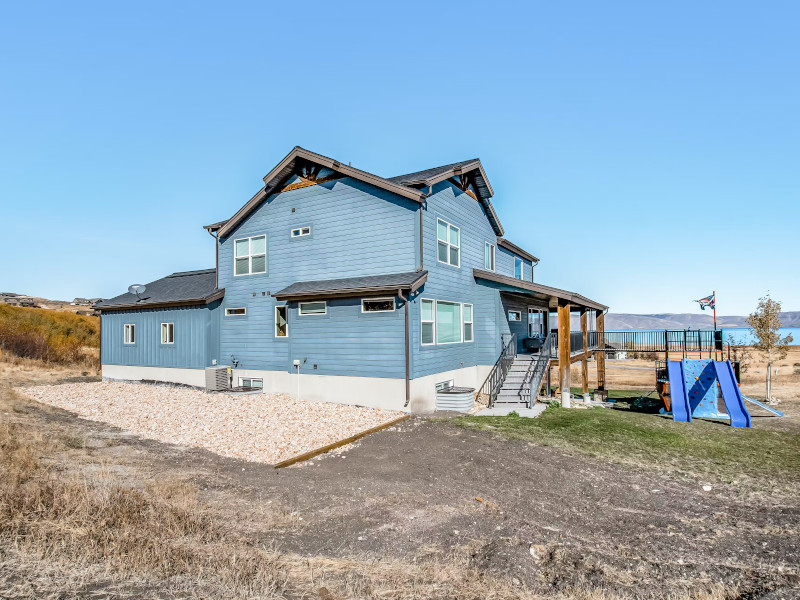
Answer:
[521,332,555,408]
[480,333,517,407]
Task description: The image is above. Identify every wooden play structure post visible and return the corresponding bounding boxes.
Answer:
[558,303,571,407]
[581,309,590,401]
[595,311,606,398]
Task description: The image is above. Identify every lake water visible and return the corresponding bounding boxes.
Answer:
[720,327,800,346]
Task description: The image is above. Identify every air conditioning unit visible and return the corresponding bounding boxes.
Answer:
[205,367,230,391]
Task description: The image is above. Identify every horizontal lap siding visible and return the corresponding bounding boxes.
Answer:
[101,304,215,368]
[289,297,405,378]
[411,181,502,379]
[497,245,533,281]
[217,177,417,373]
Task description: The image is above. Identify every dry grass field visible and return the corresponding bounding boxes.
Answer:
[1,353,798,599]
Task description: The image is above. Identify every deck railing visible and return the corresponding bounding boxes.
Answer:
[595,329,723,357]
[480,333,517,407]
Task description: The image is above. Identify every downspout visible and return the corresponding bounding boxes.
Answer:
[417,204,423,272]
[398,288,411,407]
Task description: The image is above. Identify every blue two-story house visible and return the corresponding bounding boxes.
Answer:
[97,147,607,411]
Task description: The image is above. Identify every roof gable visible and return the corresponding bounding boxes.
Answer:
[96,269,223,311]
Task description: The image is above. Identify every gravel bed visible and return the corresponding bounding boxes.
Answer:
[22,382,403,465]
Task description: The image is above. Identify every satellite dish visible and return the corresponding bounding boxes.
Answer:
[128,284,146,300]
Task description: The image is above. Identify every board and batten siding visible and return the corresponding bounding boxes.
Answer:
[101,301,221,369]
[217,175,417,373]
[409,181,504,380]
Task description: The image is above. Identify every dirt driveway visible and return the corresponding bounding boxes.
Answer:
[1,367,798,599]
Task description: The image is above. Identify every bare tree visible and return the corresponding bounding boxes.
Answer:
[747,295,793,402]
[725,334,752,374]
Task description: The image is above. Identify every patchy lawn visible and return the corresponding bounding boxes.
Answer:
[453,401,800,498]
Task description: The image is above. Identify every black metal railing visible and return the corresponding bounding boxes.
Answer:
[594,329,722,357]
[551,330,601,356]
[480,333,517,408]
[522,332,555,408]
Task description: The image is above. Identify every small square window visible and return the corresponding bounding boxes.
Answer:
[362,298,395,313]
[299,301,326,315]
[508,310,522,322]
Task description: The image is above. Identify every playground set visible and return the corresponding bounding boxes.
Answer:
[656,358,784,428]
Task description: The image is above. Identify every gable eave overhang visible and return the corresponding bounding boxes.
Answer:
[217,147,427,239]
[413,160,503,237]
[497,238,539,264]
[96,289,226,312]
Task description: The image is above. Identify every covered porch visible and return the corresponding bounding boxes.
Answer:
[474,269,608,408]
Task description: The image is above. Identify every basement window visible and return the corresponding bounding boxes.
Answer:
[435,379,454,392]
[239,377,263,389]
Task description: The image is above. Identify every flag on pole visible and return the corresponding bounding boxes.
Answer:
[695,293,715,311]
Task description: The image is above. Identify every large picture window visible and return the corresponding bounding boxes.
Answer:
[234,235,267,276]
[437,219,460,267]
[420,299,474,346]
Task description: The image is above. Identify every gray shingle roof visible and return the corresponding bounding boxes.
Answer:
[96,269,223,310]
[274,271,428,300]
[386,159,480,185]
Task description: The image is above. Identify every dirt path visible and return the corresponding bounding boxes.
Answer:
[2,371,798,598]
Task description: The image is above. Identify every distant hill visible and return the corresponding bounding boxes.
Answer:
[605,311,800,330]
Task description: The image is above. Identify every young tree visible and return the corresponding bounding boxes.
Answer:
[747,295,794,402]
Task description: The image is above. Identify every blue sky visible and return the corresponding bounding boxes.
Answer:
[1,1,798,315]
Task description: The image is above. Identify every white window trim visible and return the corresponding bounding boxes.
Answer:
[514,257,523,280]
[233,234,267,277]
[361,297,395,313]
[160,322,174,345]
[225,307,247,316]
[421,298,475,346]
[275,305,289,338]
[463,303,474,343]
[508,310,522,322]
[239,377,263,389]
[485,242,496,272]
[299,301,327,316]
[421,298,435,346]
[435,300,463,345]
[291,226,311,238]
[123,323,135,345]
[436,218,460,268]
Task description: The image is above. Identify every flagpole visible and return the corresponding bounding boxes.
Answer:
[713,290,717,331]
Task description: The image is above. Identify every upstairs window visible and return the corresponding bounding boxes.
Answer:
[160,322,174,344]
[123,323,135,344]
[437,219,460,267]
[234,235,267,276]
[291,226,310,238]
[484,243,496,271]
[275,305,288,337]
[514,257,523,280]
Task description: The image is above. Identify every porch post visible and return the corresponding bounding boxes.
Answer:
[596,311,606,397]
[558,303,571,407]
[581,308,590,402]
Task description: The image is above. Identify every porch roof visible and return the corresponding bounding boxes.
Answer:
[273,270,428,301]
[472,269,607,311]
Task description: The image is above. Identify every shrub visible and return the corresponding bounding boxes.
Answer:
[0,305,98,366]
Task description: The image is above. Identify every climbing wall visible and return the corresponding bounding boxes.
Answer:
[682,359,727,419]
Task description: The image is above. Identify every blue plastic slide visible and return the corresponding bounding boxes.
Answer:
[667,360,691,422]
[713,360,752,428]
[741,395,785,417]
